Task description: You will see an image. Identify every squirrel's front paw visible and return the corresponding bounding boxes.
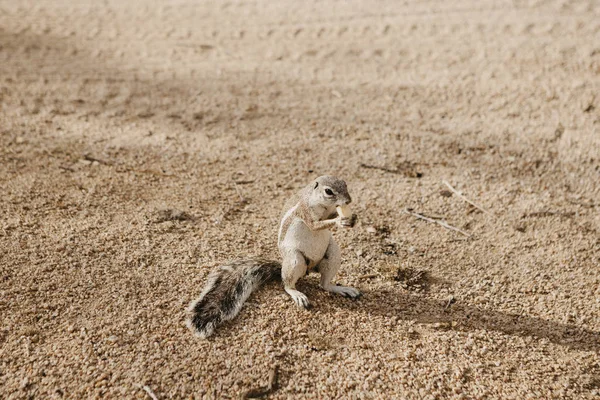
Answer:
[339,214,358,228]
[338,214,357,228]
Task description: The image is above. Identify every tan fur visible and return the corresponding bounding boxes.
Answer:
[277,176,360,308]
[188,176,361,338]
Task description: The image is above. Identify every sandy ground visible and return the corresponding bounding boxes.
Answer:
[1,0,599,398]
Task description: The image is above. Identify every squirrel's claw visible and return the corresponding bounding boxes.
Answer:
[339,214,357,228]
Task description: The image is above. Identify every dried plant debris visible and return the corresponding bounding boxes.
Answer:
[404,208,472,237]
[522,210,576,219]
[151,208,195,223]
[360,162,423,178]
[83,153,113,165]
[394,267,430,291]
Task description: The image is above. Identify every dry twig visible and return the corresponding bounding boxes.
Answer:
[360,163,401,174]
[58,165,75,172]
[444,296,456,310]
[233,179,255,185]
[442,180,491,216]
[137,384,159,400]
[522,210,576,218]
[83,153,113,165]
[360,162,423,178]
[404,208,471,237]
[232,181,248,203]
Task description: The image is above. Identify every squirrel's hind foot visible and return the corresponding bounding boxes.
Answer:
[284,287,311,309]
[323,285,362,299]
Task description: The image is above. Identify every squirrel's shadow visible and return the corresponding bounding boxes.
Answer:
[308,284,600,353]
[211,278,600,354]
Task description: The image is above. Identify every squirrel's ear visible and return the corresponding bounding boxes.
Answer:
[314,182,319,189]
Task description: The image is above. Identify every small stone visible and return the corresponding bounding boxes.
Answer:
[366,226,377,234]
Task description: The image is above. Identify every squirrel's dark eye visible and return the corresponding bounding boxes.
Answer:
[325,189,334,196]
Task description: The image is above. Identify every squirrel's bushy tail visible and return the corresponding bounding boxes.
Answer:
[186,258,281,338]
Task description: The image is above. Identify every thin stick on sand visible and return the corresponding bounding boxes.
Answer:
[404,209,471,237]
[232,181,247,203]
[137,385,159,400]
[360,163,401,174]
[83,153,113,166]
[442,180,492,216]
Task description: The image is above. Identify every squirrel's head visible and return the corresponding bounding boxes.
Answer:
[310,175,352,208]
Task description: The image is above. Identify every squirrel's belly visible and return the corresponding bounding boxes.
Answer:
[280,219,331,263]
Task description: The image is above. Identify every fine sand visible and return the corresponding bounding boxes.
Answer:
[1,0,599,398]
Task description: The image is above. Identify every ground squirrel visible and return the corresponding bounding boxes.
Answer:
[187,175,361,338]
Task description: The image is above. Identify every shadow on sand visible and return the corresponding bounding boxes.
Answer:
[317,285,600,354]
